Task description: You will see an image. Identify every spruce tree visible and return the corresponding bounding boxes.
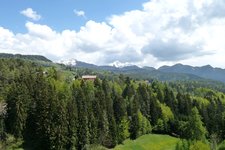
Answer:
[129,94,140,139]
[5,73,31,138]
[75,86,90,149]
[102,79,117,147]
[66,99,78,150]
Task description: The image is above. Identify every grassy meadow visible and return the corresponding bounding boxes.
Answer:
[114,134,180,150]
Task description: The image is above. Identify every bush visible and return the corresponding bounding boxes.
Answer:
[0,134,23,150]
[84,144,108,150]
[218,140,225,150]
[189,141,210,150]
[175,139,189,150]
[176,140,210,150]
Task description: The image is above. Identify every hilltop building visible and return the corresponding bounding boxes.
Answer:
[82,75,97,81]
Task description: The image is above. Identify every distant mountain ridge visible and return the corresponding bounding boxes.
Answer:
[0,53,52,62]
[58,59,225,83]
[158,63,225,83]
[1,53,224,83]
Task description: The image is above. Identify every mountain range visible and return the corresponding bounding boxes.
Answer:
[1,53,225,84]
[158,63,225,83]
[59,59,225,83]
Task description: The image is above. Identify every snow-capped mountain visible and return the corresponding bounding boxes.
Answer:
[109,61,134,68]
[55,58,225,83]
[57,59,77,66]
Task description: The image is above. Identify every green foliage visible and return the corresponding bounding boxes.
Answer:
[176,140,210,150]
[1,58,225,149]
[155,119,164,133]
[84,144,108,150]
[0,99,7,140]
[129,94,140,140]
[189,141,210,150]
[160,103,174,123]
[192,96,209,106]
[0,134,23,150]
[74,85,90,149]
[66,98,77,150]
[117,117,130,144]
[186,107,207,141]
[137,111,152,136]
[175,140,190,150]
[5,78,30,138]
[157,103,174,133]
[218,140,225,150]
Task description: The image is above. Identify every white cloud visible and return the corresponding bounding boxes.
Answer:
[20,8,41,21]
[0,22,77,59]
[25,22,56,39]
[74,9,86,18]
[1,0,225,68]
[0,27,17,53]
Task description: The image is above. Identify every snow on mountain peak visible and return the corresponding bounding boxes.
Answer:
[57,59,77,66]
[110,61,133,68]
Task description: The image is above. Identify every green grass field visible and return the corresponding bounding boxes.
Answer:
[114,134,180,150]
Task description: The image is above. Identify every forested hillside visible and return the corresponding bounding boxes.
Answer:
[0,53,52,62]
[1,58,225,150]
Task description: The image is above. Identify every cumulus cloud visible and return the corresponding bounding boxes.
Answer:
[25,22,57,39]
[0,22,77,60]
[74,9,86,18]
[20,8,41,21]
[1,0,225,68]
[141,38,205,61]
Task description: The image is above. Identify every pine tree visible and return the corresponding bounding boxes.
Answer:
[102,79,117,147]
[5,75,30,138]
[74,86,90,149]
[137,83,151,121]
[83,81,98,145]
[23,68,55,149]
[113,86,129,144]
[94,78,109,145]
[48,80,68,150]
[66,99,77,150]
[129,94,140,139]
[164,86,176,112]
[149,92,160,126]
[0,98,6,140]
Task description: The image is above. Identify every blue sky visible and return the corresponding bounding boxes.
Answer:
[0,0,225,68]
[0,0,147,33]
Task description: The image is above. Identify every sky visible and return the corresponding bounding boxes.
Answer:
[0,0,225,68]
